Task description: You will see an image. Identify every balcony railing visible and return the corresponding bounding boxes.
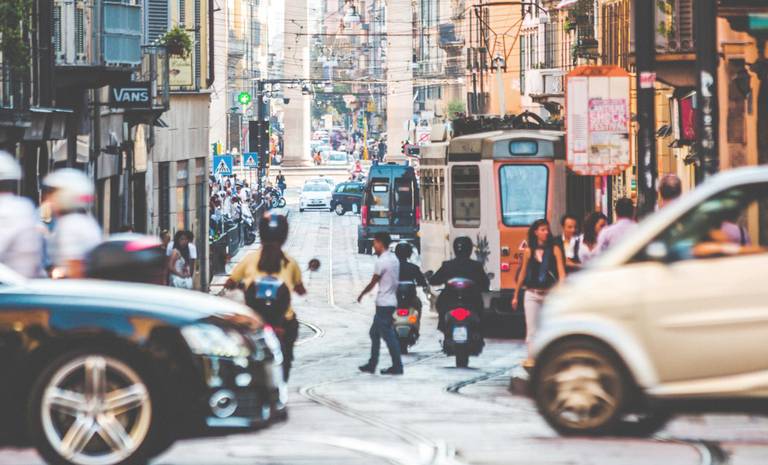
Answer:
[525,68,566,97]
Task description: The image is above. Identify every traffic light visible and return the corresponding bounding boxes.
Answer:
[248,120,270,169]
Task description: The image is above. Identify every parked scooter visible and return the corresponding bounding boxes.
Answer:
[394,281,422,354]
[438,278,484,368]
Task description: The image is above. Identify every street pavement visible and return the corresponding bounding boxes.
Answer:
[2,191,768,465]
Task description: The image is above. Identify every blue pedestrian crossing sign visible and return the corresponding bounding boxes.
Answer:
[243,152,258,169]
[213,154,233,176]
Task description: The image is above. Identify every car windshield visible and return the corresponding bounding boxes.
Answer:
[304,183,330,192]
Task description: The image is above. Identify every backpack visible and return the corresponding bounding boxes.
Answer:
[244,275,291,326]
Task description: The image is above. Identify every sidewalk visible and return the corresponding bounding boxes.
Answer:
[208,207,289,296]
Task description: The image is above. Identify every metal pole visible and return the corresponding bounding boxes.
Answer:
[634,0,657,217]
[695,0,719,179]
[257,79,264,191]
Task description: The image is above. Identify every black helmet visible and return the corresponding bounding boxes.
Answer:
[453,236,473,259]
[394,242,412,261]
[259,213,288,244]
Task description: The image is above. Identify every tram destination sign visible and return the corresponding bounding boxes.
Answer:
[566,66,631,176]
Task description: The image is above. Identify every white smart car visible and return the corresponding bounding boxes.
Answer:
[529,166,768,436]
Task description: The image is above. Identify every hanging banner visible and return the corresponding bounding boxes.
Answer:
[566,66,631,175]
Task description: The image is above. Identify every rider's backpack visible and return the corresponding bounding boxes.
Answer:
[244,276,291,326]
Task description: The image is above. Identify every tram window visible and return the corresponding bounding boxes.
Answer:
[452,165,481,228]
[499,165,548,227]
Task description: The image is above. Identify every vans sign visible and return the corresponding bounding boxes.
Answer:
[109,83,151,108]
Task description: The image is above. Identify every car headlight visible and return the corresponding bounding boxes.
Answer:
[181,324,251,358]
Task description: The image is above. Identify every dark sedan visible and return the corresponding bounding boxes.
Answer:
[0,265,286,465]
[331,181,364,215]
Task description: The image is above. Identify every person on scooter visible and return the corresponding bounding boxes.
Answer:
[428,237,489,332]
[224,213,306,381]
[394,242,426,310]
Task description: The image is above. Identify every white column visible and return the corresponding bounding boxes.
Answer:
[386,0,413,161]
[281,0,311,166]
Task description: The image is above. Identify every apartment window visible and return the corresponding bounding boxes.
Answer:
[252,21,261,46]
[179,0,186,24]
[75,5,85,55]
[53,5,62,54]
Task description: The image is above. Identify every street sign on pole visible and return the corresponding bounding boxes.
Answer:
[566,66,631,176]
[213,155,233,176]
[243,152,258,169]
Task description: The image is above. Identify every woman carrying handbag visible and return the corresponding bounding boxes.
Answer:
[512,219,565,369]
[168,231,194,289]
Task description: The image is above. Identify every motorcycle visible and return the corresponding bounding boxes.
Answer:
[262,186,286,209]
[437,278,484,368]
[241,203,257,245]
[393,281,422,354]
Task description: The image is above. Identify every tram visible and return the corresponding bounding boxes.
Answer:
[419,114,593,336]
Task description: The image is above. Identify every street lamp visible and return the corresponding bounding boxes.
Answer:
[343,1,361,27]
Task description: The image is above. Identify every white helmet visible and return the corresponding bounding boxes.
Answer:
[0,151,22,181]
[43,168,95,212]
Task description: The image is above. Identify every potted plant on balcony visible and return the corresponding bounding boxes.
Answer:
[160,25,192,57]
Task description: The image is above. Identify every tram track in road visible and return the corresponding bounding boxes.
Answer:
[446,367,731,465]
[292,213,466,465]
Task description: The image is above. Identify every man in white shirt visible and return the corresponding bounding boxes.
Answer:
[357,232,403,375]
[597,198,636,252]
[43,169,102,278]
[0,152,43,278]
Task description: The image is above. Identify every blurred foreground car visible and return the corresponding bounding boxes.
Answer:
[530,167,768,436]
[0,265,286,465]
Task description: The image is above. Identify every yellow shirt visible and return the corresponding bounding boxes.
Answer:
[229,249,303,319]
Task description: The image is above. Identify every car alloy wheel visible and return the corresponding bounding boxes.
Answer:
[39,355,152,465]
[535,342,626,435]
[335,204,345,216]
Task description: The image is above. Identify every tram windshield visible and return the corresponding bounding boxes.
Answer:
[499,164,548,226]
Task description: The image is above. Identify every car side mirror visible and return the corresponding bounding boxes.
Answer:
[644,242,669,262]
[308,258,321,272]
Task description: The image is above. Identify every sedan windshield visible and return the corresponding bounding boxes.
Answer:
[304,183,331,192]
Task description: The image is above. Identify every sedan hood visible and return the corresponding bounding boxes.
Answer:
[22,279,255,325]
[301,191,331,199]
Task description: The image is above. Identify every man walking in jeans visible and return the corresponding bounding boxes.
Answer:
[357,232,403,375]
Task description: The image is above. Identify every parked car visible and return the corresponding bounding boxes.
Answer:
[0,265,286,465]
[300,181,333,212]
[331,181,364,215]
[529,166,768,437]
[358,163,420,254]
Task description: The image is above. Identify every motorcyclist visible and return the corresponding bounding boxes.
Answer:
[43,168,102,279]
[394,242,426,310]
[0,151,43,278]
[224,213,306,381]
[428,237,489,331]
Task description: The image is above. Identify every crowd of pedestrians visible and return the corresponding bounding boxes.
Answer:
[209,175,256,239]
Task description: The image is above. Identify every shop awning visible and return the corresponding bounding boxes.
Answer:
[556,0,579,8]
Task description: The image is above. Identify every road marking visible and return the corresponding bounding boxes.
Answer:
[296,320,325,346]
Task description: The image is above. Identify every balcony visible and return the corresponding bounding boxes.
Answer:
[524,68,566,103]
[653,0,697,87]
[438,23,463,49]
[229,30,246,57]
[53,0,142,88]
